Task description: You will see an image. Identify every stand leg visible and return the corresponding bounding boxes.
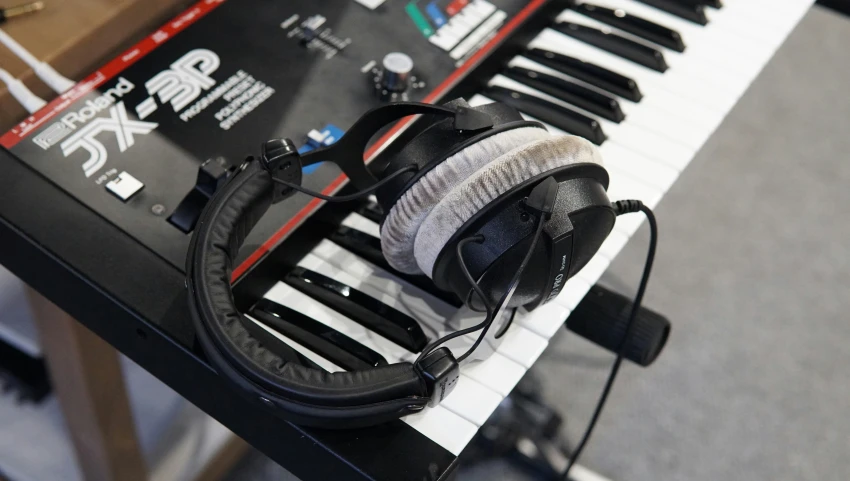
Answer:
[26,288,148,481]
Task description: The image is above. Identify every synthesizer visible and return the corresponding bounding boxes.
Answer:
[0,0,815,477]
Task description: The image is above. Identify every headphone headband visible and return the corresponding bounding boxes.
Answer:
[186,100,613,428]
[187,160,463,428]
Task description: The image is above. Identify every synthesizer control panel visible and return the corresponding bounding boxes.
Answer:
[1,0,542,272]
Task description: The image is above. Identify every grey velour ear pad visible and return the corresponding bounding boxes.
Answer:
[381,127,550,274]
[413,134,604,277]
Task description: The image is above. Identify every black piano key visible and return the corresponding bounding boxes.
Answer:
[484,86,607,145]
[251,298,388,371]
[574,3,686,52]
[636,0,708,25]
[525,48,643,102]
[357,200,385,224]
[678,0,722,9]
[284,267,428,353]
[553,21,668,73]
[503,66,625,123]
[328,226,463,307]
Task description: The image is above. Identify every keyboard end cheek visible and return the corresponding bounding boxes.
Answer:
[416,347,461,408]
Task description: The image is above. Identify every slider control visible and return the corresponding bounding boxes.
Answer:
[168,157,232,233]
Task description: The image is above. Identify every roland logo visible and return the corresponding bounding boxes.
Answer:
[60,77,135,130]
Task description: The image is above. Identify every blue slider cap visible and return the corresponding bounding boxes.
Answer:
[425,2,448,27]
[300,124,345,174]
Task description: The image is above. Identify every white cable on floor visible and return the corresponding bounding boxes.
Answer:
[0,66,45,113]
[0,28,74,93]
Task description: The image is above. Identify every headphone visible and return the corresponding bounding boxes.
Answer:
[186,98,616,428]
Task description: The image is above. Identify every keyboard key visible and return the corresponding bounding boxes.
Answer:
[553,21,669,72]
[251,298,388,370]
[554,277,593,311]
[637,0,708,25]
[329,222,462,307]
[574,3,686,52]
[575,253,612,284]
[403,405,478,455]
[598,142,679,192]
[525,47,643,102]
[596,228,630,261]
[462,350,527,396]
[517,302,571,338]
[283,266,429,353]
[484,85,607,145]
[309,240,456,333]
[440,375,503,426]
[502,65,626,122]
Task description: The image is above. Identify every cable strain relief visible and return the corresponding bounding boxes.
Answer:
[33,62,75,94]
[612,199,644,216]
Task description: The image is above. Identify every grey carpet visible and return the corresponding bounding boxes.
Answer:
[225,6,850,481]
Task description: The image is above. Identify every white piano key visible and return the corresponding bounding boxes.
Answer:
[403,405,478,455]
[489,72,704,155]
[605,122,695,171]
[599,142,679,192]
[463,350,528,396]
[600,0,777,49]
[440,375,503,426]
[625,101,716,149]
[342,212,382,238]
[531,28,738,113]
[708,1,795,34]
[606,165,664,209]
[554,9,753,93]
[554,277,593,311]
[493,324,549,368]
[596,228,630,261]
[575,254,611,285]
[517,301,571,338]
[509,54,724,134]
[480,83,696,172]
[612,207,645,238]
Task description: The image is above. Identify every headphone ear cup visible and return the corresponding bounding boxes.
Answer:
[380,127,549,275]
[413,134,604,278]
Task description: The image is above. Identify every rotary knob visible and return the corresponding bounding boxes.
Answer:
[379,52,414,93]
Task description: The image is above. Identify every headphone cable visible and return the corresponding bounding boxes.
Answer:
[0,66,45,113]
[271,165,418,203]
[0,27,75,93]
[560,200,657,480]
[416,213,547,364]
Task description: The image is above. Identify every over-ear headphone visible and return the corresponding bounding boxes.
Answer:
[187,99,615,428]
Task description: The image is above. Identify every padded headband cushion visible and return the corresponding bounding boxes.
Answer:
[381,127,550,274]
[188,161,430,427]
[414,134,604,276]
